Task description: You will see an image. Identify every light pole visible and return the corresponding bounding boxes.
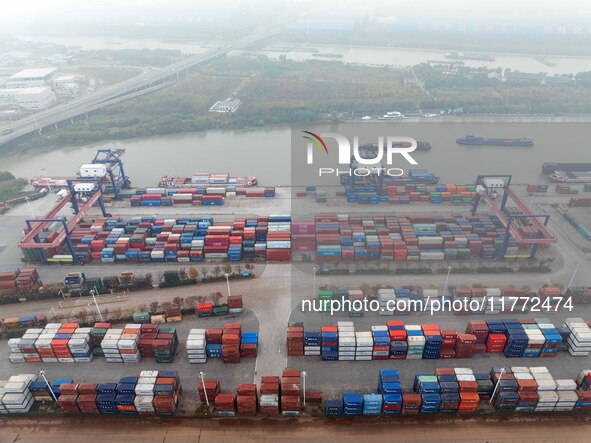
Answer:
[38,369,57,402]
[490,367,505,405]
[224,273,231,297]
[443,265,452,296]
[90,287,104,321]
[567,264,581,290]
[199,371,209,406]
[313,266,317,298]
[24,196,34,217]
[302,370,307,407]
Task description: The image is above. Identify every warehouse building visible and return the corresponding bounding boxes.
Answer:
[10,87,57,110]
[5,67,58,89]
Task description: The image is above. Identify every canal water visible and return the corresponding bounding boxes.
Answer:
[1,121,588,187]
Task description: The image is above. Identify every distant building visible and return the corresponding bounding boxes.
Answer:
[503,71,546,83]
[54,75,80,95]
[544,75,573,85]
[209,98,241,113]
[5,67,58,89]
[11,87,57,110]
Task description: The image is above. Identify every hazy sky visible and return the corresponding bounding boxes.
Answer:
[2,0,591,32]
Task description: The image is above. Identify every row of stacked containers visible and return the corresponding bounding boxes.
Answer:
[8,323,178,364]
[0,371,181,415]
[326,367,591,416]
[23,212,552,263]
[311,286,579,317]
[292,213,539,261]
[130,186,276,207]
[186,325,258,364]
[346,183,479,205]
[3,367,591,416]
[57,215,292,263]
[287,317,591,360]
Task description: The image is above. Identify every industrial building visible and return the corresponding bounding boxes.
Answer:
[54,75,80,95]
[9,86,57,110]
[4,67,58,89]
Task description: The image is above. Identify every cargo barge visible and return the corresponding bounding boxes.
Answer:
[312,52,344,58]
[549,170,591,183]
[159,173,257,188]
[456,136,534,147]
[445,51,495,62]
[542,162,591,174]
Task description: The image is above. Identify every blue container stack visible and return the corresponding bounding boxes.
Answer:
[97,383,118,415]
[321,331,338,361]
[414,374,441,413]
[206,343,222,358]
[343,392,363,416]
[503,321,528,358]
[423,334,442,360]
[324,399,343,416]
[377,370,402,414]
[304,332,321,357]
[363,394,383,415]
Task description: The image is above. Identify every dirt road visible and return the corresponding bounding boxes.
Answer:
[1,416,591,443]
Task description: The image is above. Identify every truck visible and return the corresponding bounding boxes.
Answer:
[64,272,87,293]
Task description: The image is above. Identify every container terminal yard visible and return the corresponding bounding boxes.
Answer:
[0,141,590,437]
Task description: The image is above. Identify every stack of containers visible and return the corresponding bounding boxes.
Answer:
[523,322,546,358]
[198,379,220,405]
[114,380,138,415]
[119,325,142,363]
[402,393,422,414]
[304,331,321,356]
[440,329,457,358]
[281,370,301,416]
[343,392,363,416]
[227,295,244,315]
[436,368,460,413]
[259,376,279,415]
[455,334,477,358]
[266,215,291,261]
[563,318,591,356]
[222,324,241,364]
[152,371,181,415]
[536,318,562,358]
[575,370,591,412]
[377,369,402,414]
[555,379,578,412]
[491,367,519,412]
[414,374,440,414]
[1,374,36,413]
[28,380,52,401]
[377,289,395,316]
[486,332,507,353]
[77,383,99,414]
[240,332,258,358]
[422,325,442,360]
[58,383,80,414]
[485,287,502,314]
[338,322,355,361]
[363,394,383,415]
[512,366,538,412]
[387,321,407,360]
[90,323,110,357]
[321,326,338,361]
[371,326,390,360]
[205,329,223,359]
[406,325,425,360]
[348,290,364,317]
[324,399,344,416]
[287,326,304,356]
[504,320,528,358]
[187,329,207,364]
[466,320,488,354]
[236,384,257,415]
[68,327,93,362]
[355,330,373,361]
[215,393,236,416]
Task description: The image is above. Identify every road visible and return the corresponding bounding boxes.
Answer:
[1,416,591,442]
[0,28,279,147]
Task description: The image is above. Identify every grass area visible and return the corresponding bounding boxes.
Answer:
[0,171,29,202]
[4,55,591,154]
